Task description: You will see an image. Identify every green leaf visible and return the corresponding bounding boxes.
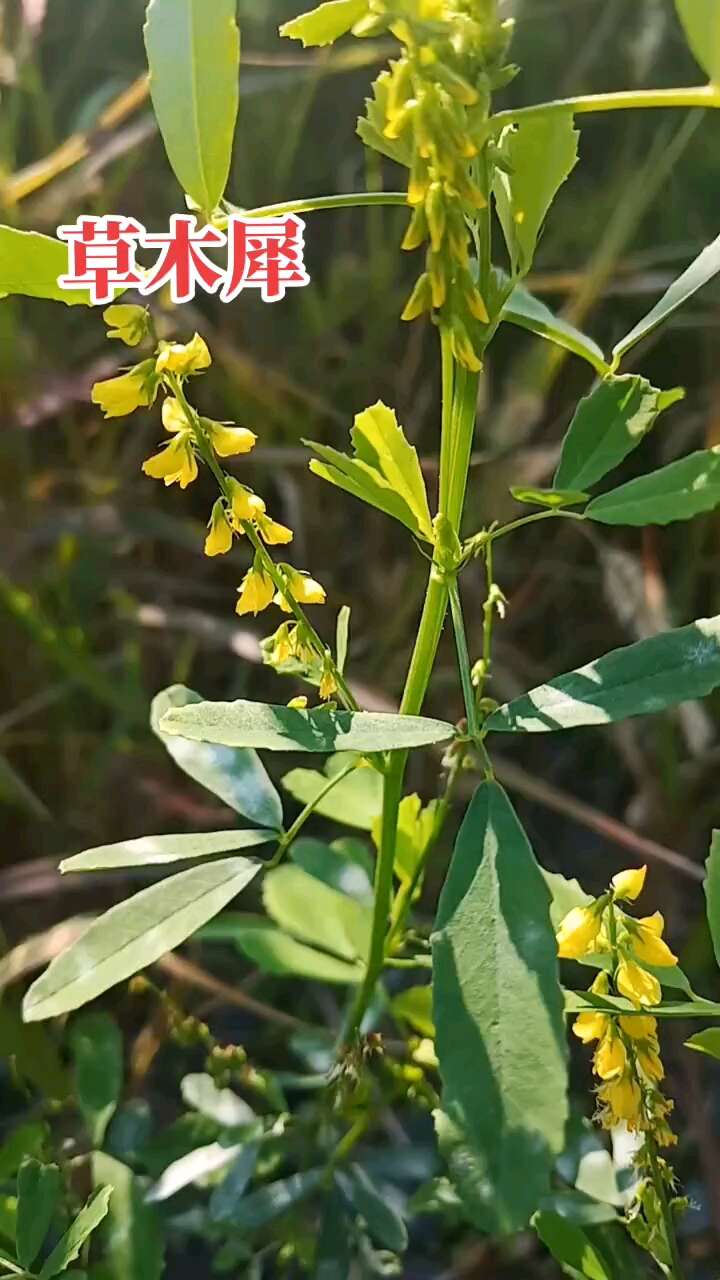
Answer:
[204,916,362,984]
[372,793,437,887]
[23,857,261,1021]
[61,828,277,873]
[0,1001,70,1099]
[612,232,720,366]
[290,837,372,900]
[233,1170,323,1231]
[542,870,593,931]
[704,830,720,970]
[16,1160,61,1271]
[685,1028,720,1060]
[554,376,684,492]
[336,606,350,675]
[147,1142,244,1203]
[209,1145,260,1222]
[565,990,720,1019]
[264,864,371,963]
[586,447,720,526]
[432,782,567,1234]
[0,227,97,306]
[510,486,589,510]
[675,0,720,81]
[180,1073,255,1127]
[91,1153,163,1280]
[486,615,720,733]
[538,1190,617,1227]
[533,1210,611,1280]
[38,1186,112,1280]
[279,0,366,46]
[144,0,240,213]
[307,401,433,540]
[502,285,608,374]
[337,1165,408,1253]
[152,686,284,831]
[357,71,413,168]
[314,1190,351,1279]
[70,1013,123,1147]
[282,757,382,830]
[0,1125,47,1180]
[391,985,434,1038]
[160,698,455,753]
[493,113,579,277]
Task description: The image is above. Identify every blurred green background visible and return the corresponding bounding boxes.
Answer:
[2,0,720,1272]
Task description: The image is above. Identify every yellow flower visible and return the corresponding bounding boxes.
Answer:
[630,914,678,968]
[556,906,603,960]
[204,500,233,557]
[142,434,198,488]
[156,333,211,376]
[206,421,257,458]
[319,669,338,700]
[92,359,158,418]
[573,1011,608,1044]
[611,865,647,902]
[616,959,661,1009]
[103,304,149,347]
[162,396,187,434]
[228,480,266,526]
[287,696,308,710]
[637,1043,664,1083]
[598,1075,643,1126]
[257,515,294,546]
[275,568,327,613]
[236,566,274,616]
[619,1015,658,1041]
[594,1031,628,1081]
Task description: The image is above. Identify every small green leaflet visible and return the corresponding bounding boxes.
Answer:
[391,985,434,1038]
[533,1210,611,1280]
[502,285,608,374]
[144,0,240,215]
[61,828,277,873]
[203,915,362,984]
[282,756,382,830]
[92,1152,164,1280]
[160,698,455,753]
[704,830,720,969]
[152,685,284,831]
[264,863,371,964]
[232,1169,324,1231]
[493,112,579,278]
[38,1186,113,1280]
[307,401,433,540]
[542,869,593,931]
[70,1012,123,1146]
[685,1028,720,1060]
[486,616,720,733]
[510,486,588,510]
[432,782,567,1234]
[0,227,96,306]
[279,0,367,46]
[612,232,720,366]
[336,1165,408,1253]
[16,1160,61,1271]
[586,447,720,526]
[675,0,720,81]
[23,857,261,1021]
[554,376,684,492]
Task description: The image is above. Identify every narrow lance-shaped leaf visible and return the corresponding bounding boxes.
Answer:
[61,828,277,873]
[23,857,262,1021]
[493,112,579,278]
[502,285,609,374]
[92,1152,164,1280]
[675,0,720,82]
[586,447,720,527]
[152,686,284,831]
[38,1186,113,1280]
[704,830,720,970]
[612,232,720,366]
[432,782,567,1234]
[486,616,720,733]
[160,699,455,753]
[533,1210,612,1280]
[554,376,684,492]
[279,0,367,46]
[144,0,240,214]
[16,1160,62,1271]
[70,1013,123,1147]
[0,227,97,306]
[204,915,362,984]
[336,1165,408,1253]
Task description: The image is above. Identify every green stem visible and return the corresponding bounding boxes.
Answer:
[233,192,408,219]
[646,1132,685,1280]
[491,84,720,129]
[269,759,359,867]
[489,506,585,544]
[448,578,479,737]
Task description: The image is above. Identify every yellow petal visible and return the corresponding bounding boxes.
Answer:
[228,480,266,525]
[572,1012,608,1044]
[162,396,187,434]
[556,906,602,960]
[156,333,211,376]
[616,959,661,1008]
[611,865,647,902]
[619,1015,657,1041]
[204,501,233,557]
[257,516,294,546]
[210,424,257,458]
[236,568,275,616]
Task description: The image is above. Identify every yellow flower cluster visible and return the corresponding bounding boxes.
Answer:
[556,865,677,1145]
[366,0,515,369]
[90,306,328,649]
